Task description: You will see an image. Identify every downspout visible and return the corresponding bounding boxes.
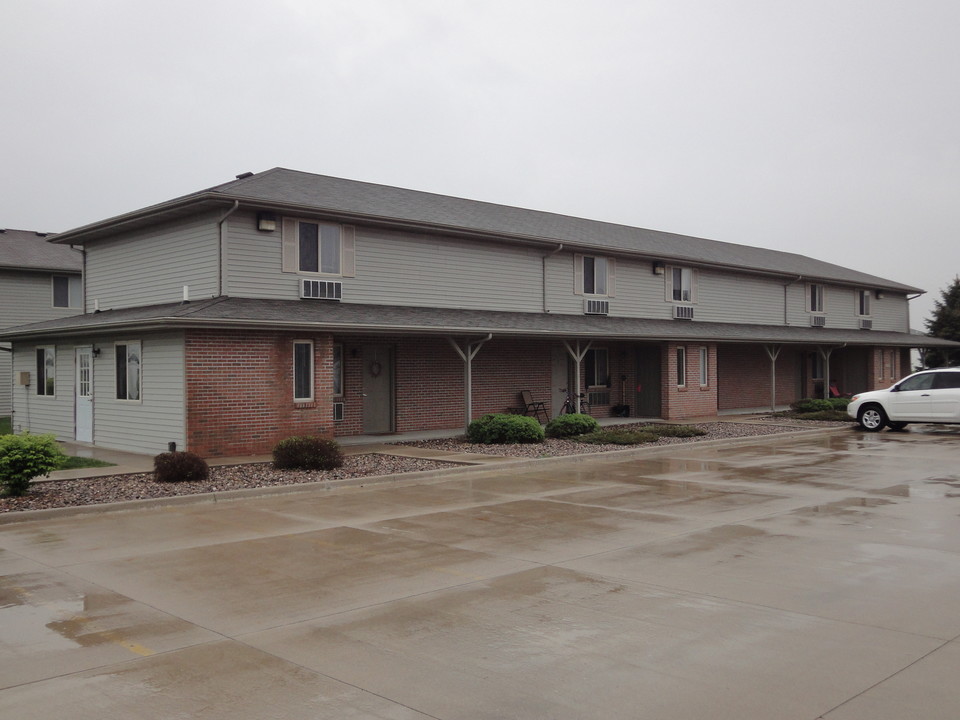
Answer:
[542,243,564,312]
[71,244,87,313]
[217,201,240,297]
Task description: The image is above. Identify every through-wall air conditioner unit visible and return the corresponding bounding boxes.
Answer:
[300,279,342,300]
[859,318,873,330]
[584,299,609,315]
[810,315,826,327]
[672,305,695,320]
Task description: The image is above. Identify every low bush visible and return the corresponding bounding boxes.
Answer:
[273,436,345,470]
[578,430,660,445]
[544,413,600,438]
[641,424,707,438]
[153,451,210,483]
[795,410,856,422]
[467,414,545,444]
[790,398,834,413]
[828,397,851,410]
[0,433,68,497]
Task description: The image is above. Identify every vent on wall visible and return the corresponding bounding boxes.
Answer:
[333,402,344,421]
[300,279,342,300]
[673,305,694,320]
[810,315,826,327]
[859,318,873,330]
[584,299,609,315]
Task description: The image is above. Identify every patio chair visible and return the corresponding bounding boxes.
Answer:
[519,391,548,422]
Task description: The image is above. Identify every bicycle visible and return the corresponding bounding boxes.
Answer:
[558,388,591,415]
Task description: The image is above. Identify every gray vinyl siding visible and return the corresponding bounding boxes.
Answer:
[1,269,83,415]
[224,212,545,311]
[85,214,219,311]
[10,343,76,439]
[9,334,185,454]
[94,333,186,455]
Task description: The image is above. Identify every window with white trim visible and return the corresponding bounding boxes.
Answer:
[52,275,82,309]
[333,343,343,397]
[699,347,708,386]
[574,255,616,296]
[115,341,141,400]
[671,267,693,302]
[809,284,825,313]
[677,347,687,387]
[857,290,871,316]
[293,340,314,401]
[36,346,55,396]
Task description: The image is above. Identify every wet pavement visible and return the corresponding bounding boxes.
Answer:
[2,426,960,718]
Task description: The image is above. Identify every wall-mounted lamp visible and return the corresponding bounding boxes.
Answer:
[257,212,278,232]
[92,346,101,358]
[875,290,885,299]
[652,261,665,275]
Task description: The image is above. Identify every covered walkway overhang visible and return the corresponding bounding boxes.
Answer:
[4,297,959,428]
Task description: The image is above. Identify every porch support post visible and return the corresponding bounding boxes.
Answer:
[817,345,834,400]
[562,339,592,413]
[447,334,493,431]
[763,344,782,412]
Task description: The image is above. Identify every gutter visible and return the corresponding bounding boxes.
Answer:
[783,275,803,325]
[217,201,240,296]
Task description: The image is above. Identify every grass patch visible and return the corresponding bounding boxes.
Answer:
[578,430,660,445]
[0,416,11,435]
[58,456,116,470]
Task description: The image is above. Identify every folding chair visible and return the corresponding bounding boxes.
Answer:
[520,391,548,422]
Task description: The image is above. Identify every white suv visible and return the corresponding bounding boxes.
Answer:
[848,367,960,431]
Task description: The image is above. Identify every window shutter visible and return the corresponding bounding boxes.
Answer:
[341,225,356,277]
[606,258,616,297]
[281,218,297,273]
[691,269,699,304]
[574,254,584,295]
[664,266,673,301]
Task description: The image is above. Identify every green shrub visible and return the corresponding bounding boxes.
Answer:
[794,410,856,422]
[467,414,545,444]
[153,451,210,483]
[544,413,600,438]
[0,433,67,497]
[828,397,851,410]
[273,436,345,470]
[791,398,833,413]
[642,424,707,438]
[578,430,660,445]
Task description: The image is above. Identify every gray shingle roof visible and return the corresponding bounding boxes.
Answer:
[0,229,82,272]
[50,168,922,293]
[3,297,956,348]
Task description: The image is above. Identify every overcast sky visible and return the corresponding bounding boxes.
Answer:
[3,0,958,327]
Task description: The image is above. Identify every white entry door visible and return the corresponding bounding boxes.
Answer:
[75,347,93,443]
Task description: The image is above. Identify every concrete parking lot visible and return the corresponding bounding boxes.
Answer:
[2,426,959,719]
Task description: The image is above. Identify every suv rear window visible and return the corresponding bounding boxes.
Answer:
[934,372,960,389]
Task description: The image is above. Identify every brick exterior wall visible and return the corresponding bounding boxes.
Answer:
[717,345,801,411]
[185,329,334,457]
[662,343,718,419]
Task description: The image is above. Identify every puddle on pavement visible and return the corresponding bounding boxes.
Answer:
[658,525,771,558]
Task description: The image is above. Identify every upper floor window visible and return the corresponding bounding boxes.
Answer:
[36,346,55,396]
[665,266,697,303]
[115,341,141,401]
[281,218,355,276]
[808,284,825,313]
[857,290,871,316]
[52,275,82,309]
[575,255,616,296]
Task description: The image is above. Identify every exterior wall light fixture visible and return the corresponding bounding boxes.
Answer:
[257,212,278,232]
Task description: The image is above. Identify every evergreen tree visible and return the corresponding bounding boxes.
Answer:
[924,276,960,367]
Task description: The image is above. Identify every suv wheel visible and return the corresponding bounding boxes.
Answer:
[858,404,888,432]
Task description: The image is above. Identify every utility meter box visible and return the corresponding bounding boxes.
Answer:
[18,371,30,386]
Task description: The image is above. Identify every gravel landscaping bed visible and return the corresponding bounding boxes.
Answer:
[0,420,850,515]
[0,455,456,514]
[398,421,850,457]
